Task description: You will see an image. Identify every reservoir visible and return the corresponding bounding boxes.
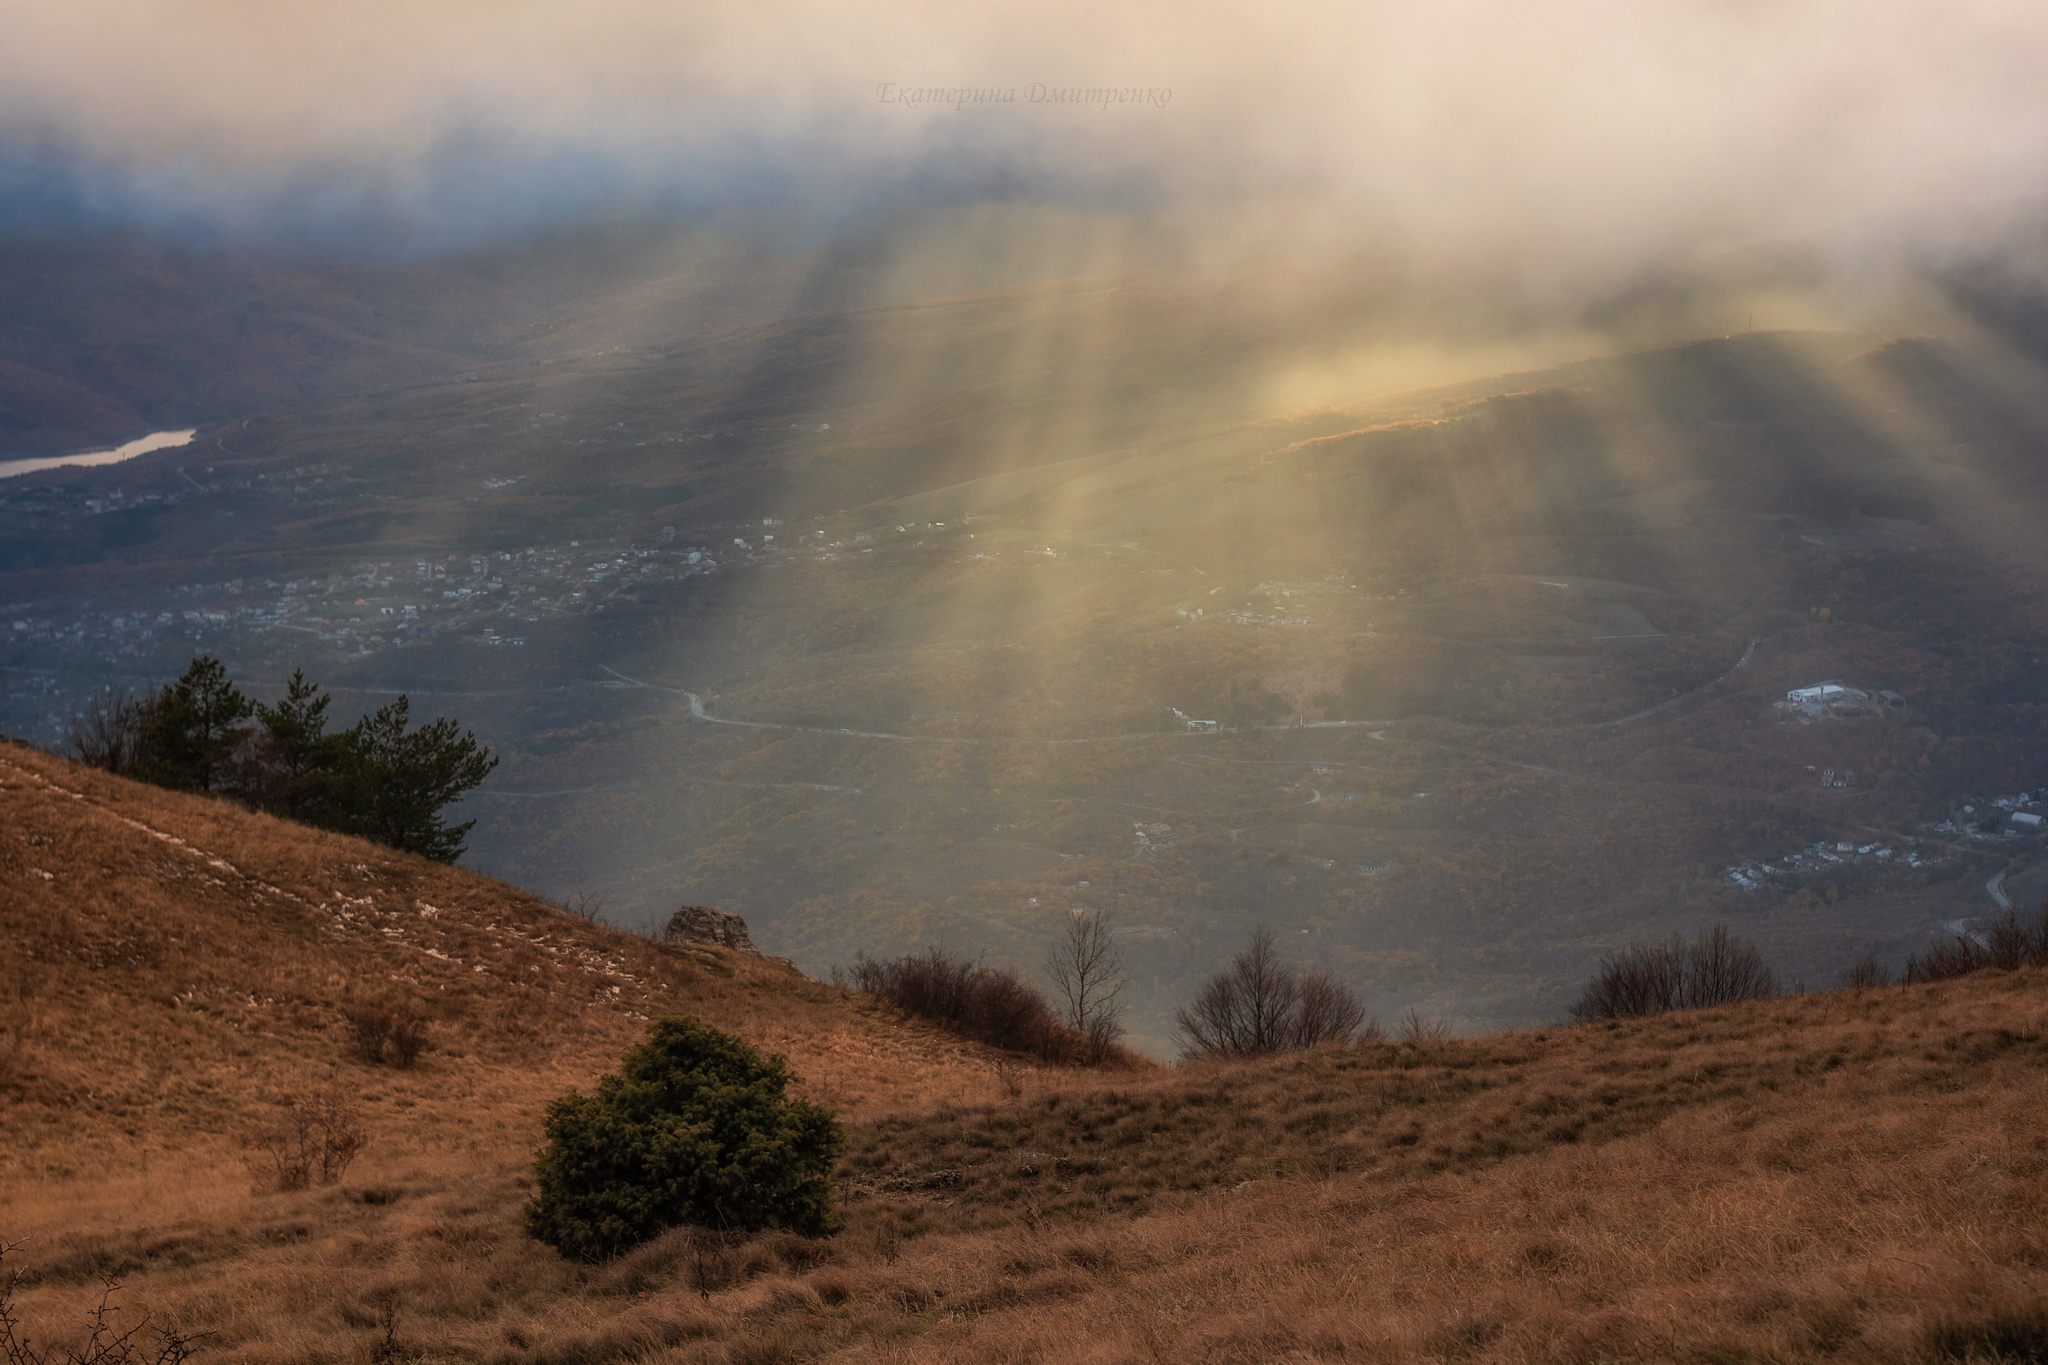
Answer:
[0,429,198,481]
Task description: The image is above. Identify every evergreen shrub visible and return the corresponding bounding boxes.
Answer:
[525,1017,843,1261]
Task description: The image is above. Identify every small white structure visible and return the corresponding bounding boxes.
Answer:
[1784,682,1869,718]
[1787,682,1866,705]
[2014,811,2045,829]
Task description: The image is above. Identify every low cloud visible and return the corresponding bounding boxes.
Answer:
[3,0,2046,291]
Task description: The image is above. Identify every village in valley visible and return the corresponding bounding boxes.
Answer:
[1722,784,2045,893]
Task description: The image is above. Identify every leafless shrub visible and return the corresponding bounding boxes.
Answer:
[1294,971,1372,1049]
[1571,940,1686,1021]
[1175,929,1372,1060]
[1571,926,1774,1021]
[1398,1007,1451,1046]
[839,946,1086,1064]
[347,1008,429,1066]
[1983,902,2048,971]
[386,1015,432,1068]
[1044,911,1128,1061]
[366,1297,402,1365]
[1680,925,1777,1008]
[685,1230,742,1301]
[2,1240,210,1364]
[1839,952,1892,991]
[348,1008,395,1063]
[991,1057,1026,1099]
[62,687,154,778]
[1904,934,1984,985]
[262,1088,367,1190]
[562,888,609,925]
[1905,901,2048,983]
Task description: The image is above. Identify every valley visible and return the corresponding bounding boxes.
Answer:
[4,310,2045,1054]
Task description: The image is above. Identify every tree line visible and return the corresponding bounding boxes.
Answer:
[65,655,497,863]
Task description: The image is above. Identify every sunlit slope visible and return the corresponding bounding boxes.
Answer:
[0,740,1007,1188]
[924,329,2048,558]
[6,905,2047,1364]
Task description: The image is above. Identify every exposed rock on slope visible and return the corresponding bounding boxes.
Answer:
[663,904,757,952]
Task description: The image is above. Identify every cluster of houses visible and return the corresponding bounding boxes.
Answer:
[1725,839,1944,891]
[1131,821,1175,854]
[1934,789,2048,836]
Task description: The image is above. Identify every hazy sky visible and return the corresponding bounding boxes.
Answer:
[5,0,2047,284]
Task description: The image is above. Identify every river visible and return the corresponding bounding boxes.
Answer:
[0,429,198,481]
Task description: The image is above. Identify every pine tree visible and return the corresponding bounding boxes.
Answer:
[137,655,252,793]
[327,696,497,864]
[250,668,345,820]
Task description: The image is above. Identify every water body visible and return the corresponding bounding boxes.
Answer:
[0,429,198,482]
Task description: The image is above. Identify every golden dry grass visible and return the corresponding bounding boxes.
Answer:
[6,741,2048,1364]
[0,740,1030,1163]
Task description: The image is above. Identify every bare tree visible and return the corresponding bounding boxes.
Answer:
[262,1088,367,1190]
[562,888,609,925]
[1679,924,1776,1007]
[1175,928,1371,1059]
[1983,902,2048,971]
[1044,910,1128,1059]
[1293,970,1372,1048]
[1569,938,1685,1021]
[1838,951,1891,991]
[1571,926,1774,1021]
[64,685,154,776]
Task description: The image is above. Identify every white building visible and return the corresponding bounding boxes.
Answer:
[1785,682,1868,717]
[1786,682,1866,705]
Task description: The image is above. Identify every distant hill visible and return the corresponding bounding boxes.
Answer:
[0,216,1335,460]
[5,738,2048,1364]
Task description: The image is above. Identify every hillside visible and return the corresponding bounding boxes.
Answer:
[5,742,2048,1363]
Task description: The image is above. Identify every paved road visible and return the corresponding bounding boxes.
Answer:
[1590,636,1761,728]
[1943,917,1994,950]
[602,663,1400,748]
[1932,868,2020,951]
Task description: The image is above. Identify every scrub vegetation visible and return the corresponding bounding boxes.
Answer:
[5,743,2048,1364]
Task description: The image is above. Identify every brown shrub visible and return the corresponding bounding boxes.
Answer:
[347,1007,430,1066]
[349,1008,395,1063]
[1175,929,1376,1059]
[0,1239,211,1365]
[386,1014,432,1068]
[1905,934,1986,984]
[838,946,1089,1064]
[261,1088,367,1190]
[1907,902,2048,984]
[1571,925,1774,1021]
[1839,952,1892,990]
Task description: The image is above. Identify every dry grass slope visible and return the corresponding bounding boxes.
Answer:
[5,741,2048,1363]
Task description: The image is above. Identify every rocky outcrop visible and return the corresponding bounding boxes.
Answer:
[663,905,757,953]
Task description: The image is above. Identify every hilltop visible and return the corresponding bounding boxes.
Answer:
[5,742,2048,1363]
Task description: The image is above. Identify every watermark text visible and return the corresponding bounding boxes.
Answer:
[876,83,1173,111]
